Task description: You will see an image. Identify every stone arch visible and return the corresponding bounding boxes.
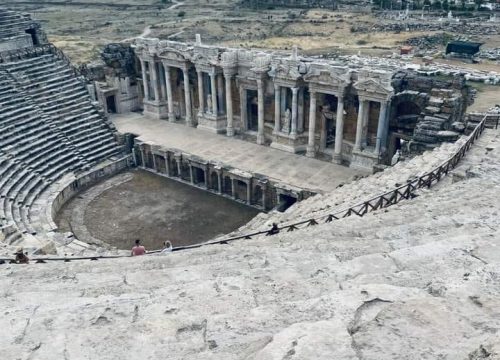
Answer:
[390,91,428,129]
[386,92,429,163]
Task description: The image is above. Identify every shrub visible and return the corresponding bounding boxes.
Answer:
[177,11,185,17]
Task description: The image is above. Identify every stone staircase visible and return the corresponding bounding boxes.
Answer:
[1,130,498,359]
[0,51,124,250]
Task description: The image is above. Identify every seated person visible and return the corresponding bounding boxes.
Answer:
[131,239,146,256]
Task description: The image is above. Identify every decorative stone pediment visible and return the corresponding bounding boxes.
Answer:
[250,54,272,76]
[158,48,188,63]
[354,78,393,94]
[304,67,350,86]
[268,62,302,82]
[354,69,394,101]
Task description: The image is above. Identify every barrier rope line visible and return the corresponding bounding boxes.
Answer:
[0,114,490,264]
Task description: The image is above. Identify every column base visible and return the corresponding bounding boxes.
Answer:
[306,146,315,158]
[197,113,227,134]
[226,127,234,137]
[333,153,342,164]
[350,149,378,173]
[168,112,176,122]
[270,132,307,154]
[143,101,169,120]
[256,134,265,145]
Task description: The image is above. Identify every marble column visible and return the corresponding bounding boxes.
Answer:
[217,171,222,194]
[151,61,160,103]
[381,100,392,153]
[139,147,145,167]
[333,95,345,164]
[140,59,150,102]
[306,90,317,158]
[273,84,281,133]
[152,153,157,171]
[256,79,265,145]
[203,167,209,189]
[240,86,247,131]
[175,158,181,177]
[298,88,304,133]
[375,100,389,155]
[189,165,194,184]
[210,73,218,115]
[246,181,251,205]
[290,87,299,136]
[354,99,367,151]
[164,155,171,177]
[217,74,225,115]
[182,65,193,126]
[361,100,370,148]
[261,185,267,210]
[197,70,204,115]
[225,73,234,136]
[163,64,175,122]
[159,64,166,101]
[231,178,236,199]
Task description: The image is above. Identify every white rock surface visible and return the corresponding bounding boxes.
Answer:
[1,130,499,359]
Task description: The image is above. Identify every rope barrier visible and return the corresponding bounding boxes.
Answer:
[1,114,490,264]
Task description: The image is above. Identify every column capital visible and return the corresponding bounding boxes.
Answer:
[274,83,280,91]
[222,67,236,78]
[291,86,299,94]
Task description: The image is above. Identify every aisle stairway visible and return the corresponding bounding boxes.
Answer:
[1,130,499,359]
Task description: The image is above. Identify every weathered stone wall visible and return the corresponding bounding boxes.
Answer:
[390,70,469,150]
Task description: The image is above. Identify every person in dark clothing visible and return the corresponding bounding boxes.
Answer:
[266,223,280,236]
[14,248,29,264]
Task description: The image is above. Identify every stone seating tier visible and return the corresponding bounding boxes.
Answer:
[242,137,469,232]
[0,50,123,245]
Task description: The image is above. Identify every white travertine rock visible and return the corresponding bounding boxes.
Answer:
[1,130,499,359]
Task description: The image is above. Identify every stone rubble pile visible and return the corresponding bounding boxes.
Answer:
[413,88,464,144]
[323,53,500,85]
[478,47,500,61]
[351,20,500,36]
[404,32,454,51]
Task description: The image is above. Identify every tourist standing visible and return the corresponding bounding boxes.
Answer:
[131,239,146,256]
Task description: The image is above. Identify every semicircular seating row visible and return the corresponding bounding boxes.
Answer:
[0,51,123,247]
[0,8,33,42]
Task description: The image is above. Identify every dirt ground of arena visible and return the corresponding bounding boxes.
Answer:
[56,169,259,250]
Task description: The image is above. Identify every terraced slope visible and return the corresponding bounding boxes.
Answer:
[1,130,498,359]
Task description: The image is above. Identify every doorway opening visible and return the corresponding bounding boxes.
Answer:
[106,95,117,114]
[247,90,258,131]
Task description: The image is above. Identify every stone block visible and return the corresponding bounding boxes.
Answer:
[425,106,441,114]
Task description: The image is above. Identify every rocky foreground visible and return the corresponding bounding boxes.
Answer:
[1,130,500,359]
